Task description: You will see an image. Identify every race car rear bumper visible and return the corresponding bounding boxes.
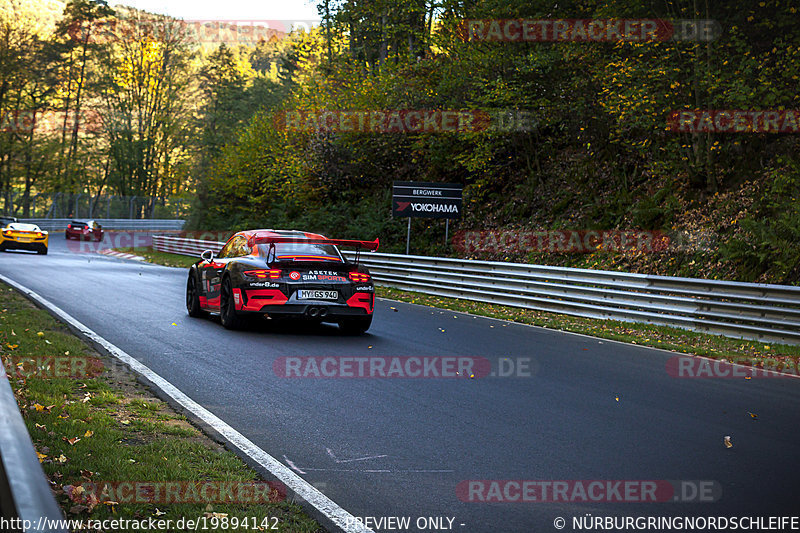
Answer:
[234,288,374,319]
[258,304,371,320]
[0,240,47,252]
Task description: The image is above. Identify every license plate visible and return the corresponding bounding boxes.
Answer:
[17,238,31,243]
[298,290,339,301]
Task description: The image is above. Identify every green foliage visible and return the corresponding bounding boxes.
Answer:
[719,160,800,283]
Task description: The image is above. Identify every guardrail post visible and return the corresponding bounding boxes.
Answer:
[406,218,411,255]
[74,193,82,219]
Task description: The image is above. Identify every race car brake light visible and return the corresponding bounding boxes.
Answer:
[245,269,282,279]
[349,272,370,282]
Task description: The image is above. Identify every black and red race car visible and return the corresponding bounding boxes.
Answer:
[186,229,379,333]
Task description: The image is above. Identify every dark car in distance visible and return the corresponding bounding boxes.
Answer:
[185,229,379,334]
[65,220,104,241]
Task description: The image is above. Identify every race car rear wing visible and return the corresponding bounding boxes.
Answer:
[247,235,380,251]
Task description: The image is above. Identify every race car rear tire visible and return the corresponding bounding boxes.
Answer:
[339,316,372,335]
[186,271,208,318]
[220,277,244,330]
[37,247,48,255]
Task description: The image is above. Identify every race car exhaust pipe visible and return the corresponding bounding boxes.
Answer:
[319,308,329,317]
[308,307,320,317]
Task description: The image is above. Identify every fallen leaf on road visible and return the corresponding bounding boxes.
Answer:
[747,412,758,420]
[724,436,733,448]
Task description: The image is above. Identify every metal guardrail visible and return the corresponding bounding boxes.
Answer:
[0,372,67,532]
[152,235,800,344]
[20,219,186,232]
[153,235,224,256]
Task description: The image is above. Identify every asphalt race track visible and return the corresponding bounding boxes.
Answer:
[2,237,799,532]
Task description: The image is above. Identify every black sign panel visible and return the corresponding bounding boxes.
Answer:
[392,181,463,219]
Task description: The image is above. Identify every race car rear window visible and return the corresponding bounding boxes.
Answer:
[8,223,41,232]
[257,242,343,262]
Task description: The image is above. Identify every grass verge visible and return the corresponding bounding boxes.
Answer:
[115,247,799,373]
[0,282,322,532]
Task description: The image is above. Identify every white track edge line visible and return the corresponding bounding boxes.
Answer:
[0,274,374,533]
